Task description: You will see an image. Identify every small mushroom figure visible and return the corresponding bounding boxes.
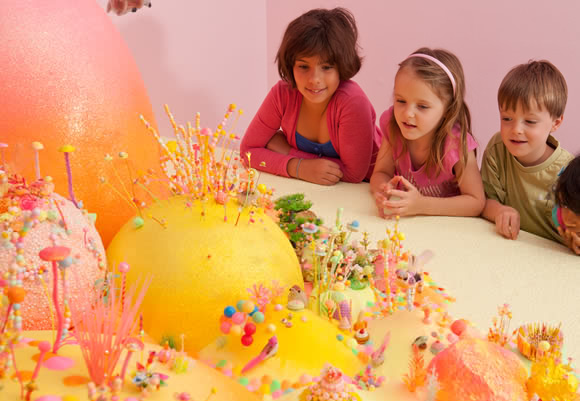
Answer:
[287,285,308,311]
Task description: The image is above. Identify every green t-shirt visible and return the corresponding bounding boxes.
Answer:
[481,132,573,244]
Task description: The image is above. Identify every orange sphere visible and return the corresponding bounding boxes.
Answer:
[0,0,160,245]
[7,287,26,304]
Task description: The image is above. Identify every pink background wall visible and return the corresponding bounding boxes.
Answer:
[267,1,580,158]
[101,0,267,136]
[103,1,580,157]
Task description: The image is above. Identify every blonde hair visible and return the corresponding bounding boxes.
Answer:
[388,47,472,181]
[498,60,567,119]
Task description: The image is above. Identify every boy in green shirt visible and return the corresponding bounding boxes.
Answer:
[481,60,573,247]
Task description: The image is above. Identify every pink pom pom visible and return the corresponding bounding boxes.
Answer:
[232,311,245,325]
[220,321,232,334]
[38,341,51,352]
[118,262,130,273]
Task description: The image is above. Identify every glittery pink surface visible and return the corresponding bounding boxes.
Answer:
[428,337,528,401]
[0,193,105,330]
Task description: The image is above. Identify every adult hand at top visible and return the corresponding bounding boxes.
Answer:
[107,0,152,16]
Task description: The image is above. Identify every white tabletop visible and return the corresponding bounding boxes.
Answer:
[259,172,580,363]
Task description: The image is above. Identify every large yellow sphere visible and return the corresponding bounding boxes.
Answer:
[107,196,303,353]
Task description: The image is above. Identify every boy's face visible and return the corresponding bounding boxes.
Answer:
[499,101,563,167]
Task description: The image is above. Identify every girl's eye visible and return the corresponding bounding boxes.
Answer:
[526,120,537,124]
[501,117,511,122]
[396,99,406,104]
[322,65,334,71]
[418,105,429,110]
[296,64,308,70]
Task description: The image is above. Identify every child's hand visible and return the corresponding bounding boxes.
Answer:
[495,206,520,240]
[382,176,424,217]
[374,181,397,219]
[557,226,580,255]
[298,159,343,186]
[373,183,389,219]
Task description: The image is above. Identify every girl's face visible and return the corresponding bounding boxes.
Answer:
[393,68,446,145]
[293,55,340,108]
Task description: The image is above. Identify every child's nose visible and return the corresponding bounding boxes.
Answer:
[512,121,524,134]
[309,68,322,84]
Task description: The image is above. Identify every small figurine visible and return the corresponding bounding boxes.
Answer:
[413,336,428,350]
[353,311,370,345]
[287,285,308,311]
[241,336,278,374]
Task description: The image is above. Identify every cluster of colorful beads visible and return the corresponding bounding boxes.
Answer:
[220,300,266,346]
[353,365,385,390]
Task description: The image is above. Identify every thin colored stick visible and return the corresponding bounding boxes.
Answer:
[63,152,79,208]
[52,261,64,353]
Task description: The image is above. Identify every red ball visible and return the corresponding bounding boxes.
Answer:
[241,334,254,346]
[451,319,468,336]
[244,322,256,335]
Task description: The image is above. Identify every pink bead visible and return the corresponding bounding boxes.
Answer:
[118,262,130,273]
[38,341,51,352]
[232,311,245,325]
[220,321,232,334]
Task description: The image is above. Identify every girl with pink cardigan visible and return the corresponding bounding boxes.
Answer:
[240,8,381,185]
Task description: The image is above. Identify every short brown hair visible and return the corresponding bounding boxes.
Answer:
[276,8,362,87]
[498,60,567,118]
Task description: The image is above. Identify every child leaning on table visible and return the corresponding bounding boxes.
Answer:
[240,8,381,186]
[552,154,580,255]
[481,60,574,244]
[370,47,485,218]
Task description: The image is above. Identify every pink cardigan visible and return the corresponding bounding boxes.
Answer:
[240,80,381,182]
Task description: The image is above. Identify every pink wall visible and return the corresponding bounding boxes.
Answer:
[266,1,580,158]
[101,1,579,156]
[102,0,267,136]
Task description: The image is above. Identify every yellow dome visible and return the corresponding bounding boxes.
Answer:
[107,195,303,353]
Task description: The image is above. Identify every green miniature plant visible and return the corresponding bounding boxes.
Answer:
[274,193,323,248]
